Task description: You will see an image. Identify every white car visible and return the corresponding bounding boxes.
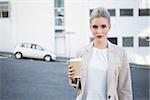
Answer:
[14,43,56,61]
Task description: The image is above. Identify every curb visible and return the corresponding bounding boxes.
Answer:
[0,52,13,58]
[130,63,150,69]
[55,57,71,63]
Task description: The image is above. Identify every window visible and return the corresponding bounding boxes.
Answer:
[90,37,118,45]
[55,8,64,17]
[55,18,64,26]
[31,44,36,49]
[139,36,150,47]
[54,0,64,34]
[55,0,64,7]
[55,29,64,33]
[107,37,118,45]
[123,37,134,47]
[36,45,43,51]
[21,43,31,48]
[139,8,150,16]
[89,9,93,16]
[108,9,116,16]
[120,9,133,16]
[0,2,9,18]
[89,9,116,16]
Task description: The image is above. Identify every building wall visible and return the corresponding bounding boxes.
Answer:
[0,0,149,65]
[65,0,90,57]
[65,0,150,65]
[0,0,55,53]
[0,19,12,52]
[0,0,13,52]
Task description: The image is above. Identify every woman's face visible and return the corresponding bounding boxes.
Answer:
[90,17,111,43]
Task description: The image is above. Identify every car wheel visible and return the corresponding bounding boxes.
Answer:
[14,52,22,59]
[44,55,52,62]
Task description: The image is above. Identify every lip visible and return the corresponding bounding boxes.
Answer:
[96,36,104,38]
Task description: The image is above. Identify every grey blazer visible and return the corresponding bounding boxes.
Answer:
[69,41,133,100]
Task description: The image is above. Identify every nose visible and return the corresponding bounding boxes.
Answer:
[97,27,103,33]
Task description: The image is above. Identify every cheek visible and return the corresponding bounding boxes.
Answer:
[90,28,94,33]
[104,28,110,34]
[91,30,96,36]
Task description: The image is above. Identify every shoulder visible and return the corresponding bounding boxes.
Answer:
[108,42,130,69]
[76,42,93,57]
[108,41,127,57]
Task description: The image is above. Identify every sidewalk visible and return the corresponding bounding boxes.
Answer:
[56,56,71,63]
[0,51,70,62]
[0,51,13,58]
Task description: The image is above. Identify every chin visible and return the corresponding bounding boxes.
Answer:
[96,38,106,42]
[95,39,103,43]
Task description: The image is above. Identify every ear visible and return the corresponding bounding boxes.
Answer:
[109,24,111,29]
[108,24,111,34]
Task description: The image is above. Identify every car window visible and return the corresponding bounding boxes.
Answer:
[36,45,43,51]
[31,44,36,49]
[21,43,31,48]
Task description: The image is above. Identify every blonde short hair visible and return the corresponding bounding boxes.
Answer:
[90,7,111,24]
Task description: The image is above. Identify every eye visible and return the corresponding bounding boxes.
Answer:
[101,24,106,28]
[92,25,98,29]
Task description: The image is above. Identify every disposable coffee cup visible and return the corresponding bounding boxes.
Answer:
[69,58,82,78]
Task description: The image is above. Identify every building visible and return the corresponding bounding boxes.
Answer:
[0,0,150,65]
[64,0,150,65]
[0,0,55,53]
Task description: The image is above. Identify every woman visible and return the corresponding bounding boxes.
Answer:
[68,7,133,100]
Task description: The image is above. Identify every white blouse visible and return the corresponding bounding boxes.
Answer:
[86,47,108,100]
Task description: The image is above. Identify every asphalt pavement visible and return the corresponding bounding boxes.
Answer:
[0,58,77,100]
[0,52,149,100]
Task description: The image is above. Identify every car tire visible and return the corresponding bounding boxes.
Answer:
[44,55,52,62]
[14,52,22,59]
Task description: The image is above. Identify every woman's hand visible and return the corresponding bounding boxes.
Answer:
[68,65,76,82]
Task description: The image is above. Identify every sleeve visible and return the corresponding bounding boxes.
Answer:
[117,50,133,100]
[69,77,81,91]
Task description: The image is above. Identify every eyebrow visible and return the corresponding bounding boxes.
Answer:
[92,24,107,27]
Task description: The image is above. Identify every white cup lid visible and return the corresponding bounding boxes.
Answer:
[70,58,82,62]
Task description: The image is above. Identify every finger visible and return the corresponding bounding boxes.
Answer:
[68,71,75,77]
[69,71,75,76]
[68,65,73,69]
[68,66,75,71]
[68,75,75,80]
[68,68,75,72]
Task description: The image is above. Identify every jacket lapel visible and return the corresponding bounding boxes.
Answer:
[106,41,116,96]
[81,42,93,100]
[81,42,93,88]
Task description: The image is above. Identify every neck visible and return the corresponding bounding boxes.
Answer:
[93,40,108,49]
